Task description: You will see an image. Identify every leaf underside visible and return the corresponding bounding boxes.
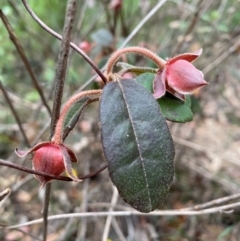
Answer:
[116,62,157,76]
[100,79,175,212]
[136,73,193,123]
[62,94,100,140]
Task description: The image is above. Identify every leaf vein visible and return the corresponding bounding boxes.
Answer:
[117,80,152,210]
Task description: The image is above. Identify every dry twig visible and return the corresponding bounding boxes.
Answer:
[4,200,240,229]
[0,81,30,147]
[0,10,51,115]
[21,0,107,84]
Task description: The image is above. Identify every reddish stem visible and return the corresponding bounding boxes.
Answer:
[106,46,166,80]
[53,89,102,144]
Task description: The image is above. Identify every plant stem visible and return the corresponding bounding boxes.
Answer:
[0,188,11,202]
[6,197,240,229]
[0,81,30,147]
[42,0,77,239]
[50,0,77,138]
[42,183,51,241]
[0,158,108,181]
[106,46,166,80]
[0,10,51,115]
[75,0,168,92]
[21,0,107,84]
[0,158,71,181]
[53,89,102,144]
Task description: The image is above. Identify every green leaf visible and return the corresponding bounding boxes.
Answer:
[62,93,100,140]
[158,94,193,122]
[136,73,193,123]
[116,62,157,75]
[135,73,154,91]
[100,79,175,212]
[91,29,113,47]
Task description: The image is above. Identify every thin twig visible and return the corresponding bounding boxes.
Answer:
[112,218,127,241]
[42,0,77,239]
[172,0,204,54]
[172,135,240,167]
[50,0,77,137]
[0,10,51,115]
[12,175,33,192]
[21,0,107,84]
[118,0,168,49]
[203,37,240,74]
[184,160,240,193]
[0,81,30,147]
[86,192,240,212]
[42,183,51,241]
[182,193,240,211]
[58,218,76,241]
[76,158,90,241]
[0,158,108,182]
[4,200,240,229]
[102,186,119,241]
[75,0,168,92]
[0,188,11,203]
[10,228,42,241]
[0,158,71,182]
[31,120,51,146]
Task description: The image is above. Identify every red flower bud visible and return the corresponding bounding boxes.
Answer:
[15,142,79,188]
[79,41,91,53]
[153,49,208,101]
[109,0,122,11]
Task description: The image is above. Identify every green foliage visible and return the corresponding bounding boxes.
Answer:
[100,79,175,212]
[116,62,157,75]
[136,73,193,123]
[62,93,100,140]
[91,29,113,47]
[25,90,40,102]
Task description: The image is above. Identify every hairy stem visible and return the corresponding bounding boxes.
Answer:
[75,0,168,92]
[106,46,166,80]
[53,89,102,144]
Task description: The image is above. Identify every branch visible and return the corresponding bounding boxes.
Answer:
[183,193,240,211]
[118,0,168,49]
[0,158,71,182]
[21,0,107,84]
[0,158,108,184]
[102,187,119,241]
[75,0,168,92]
[49,0,77,137]
[41,0,78,237]
[0,80,30,147]
[4,200,240,229]
[0,10,51,115]
[0,188,11,202]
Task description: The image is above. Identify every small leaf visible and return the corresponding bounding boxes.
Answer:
[157,94,193,123]
[91,29,113,47]
[135,73,155,91]
[100,79,175,212]
[116,62,157,76]
[136,73,193,123]
[62,94,100,140]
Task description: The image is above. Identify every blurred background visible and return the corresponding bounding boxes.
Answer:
[0,0,240,240]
